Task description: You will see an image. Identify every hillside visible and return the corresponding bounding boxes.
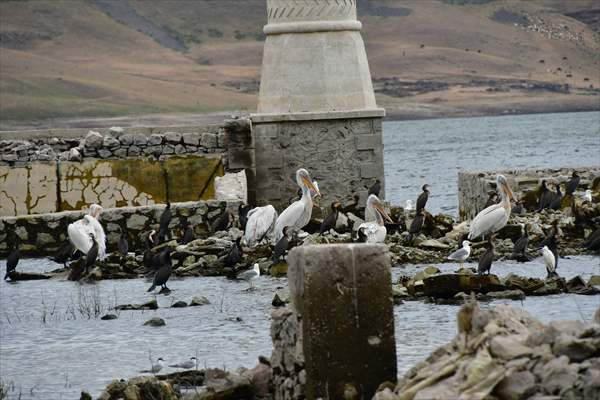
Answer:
[0,0,599,129]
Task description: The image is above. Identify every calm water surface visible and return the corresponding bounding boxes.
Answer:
[1,112,600,398]
[383,111,600,214]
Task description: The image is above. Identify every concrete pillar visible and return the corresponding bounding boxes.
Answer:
[251,0,385,208]
[287,244,397,399]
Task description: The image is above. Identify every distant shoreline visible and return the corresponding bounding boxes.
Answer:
[1,105,599,132]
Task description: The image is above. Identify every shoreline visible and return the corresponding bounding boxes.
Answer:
[1,106,598,132]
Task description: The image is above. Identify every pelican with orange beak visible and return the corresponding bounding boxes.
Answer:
[468,174,515,240]
[274,168,321,242]
[358,194,394,243]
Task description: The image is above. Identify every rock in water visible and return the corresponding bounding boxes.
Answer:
[189,296,210,306]
[143,317,166,327]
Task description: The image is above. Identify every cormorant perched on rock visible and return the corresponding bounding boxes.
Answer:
[512,224,529,261]
[50,241,75,267]
[477,238,494,275]
[147,248,172,292]
[548,184,563,210]
[408,209,425,242]
[537,180,553,211]
[272,227,290,264]
[238,204,252,231]
[4,237,20,280]
[511,200,524,215]
[118,227,129,258]
[368,179,381,197]
[539,220,559,269]
[541,246,558,278]
[180,222,194,245]
[157,202,172,243]
[416,184,430,212]
[565,171,580,196]
[355,227,368,243]
[212,203,231,232]
[583,226,600,253]
[224,237,243,269]
[84,233,99,272]
[320,201,341,235]
[341,194,360,216]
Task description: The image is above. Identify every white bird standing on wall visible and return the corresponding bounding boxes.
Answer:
[274,169,320,242]
[243,205,278,247]
[357,194,393,243]
[68,204,107,260]
[468,175,515,240]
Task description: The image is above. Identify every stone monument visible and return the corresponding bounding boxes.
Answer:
[250,0,385,207]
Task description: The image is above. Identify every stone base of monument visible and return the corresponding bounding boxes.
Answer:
[285,244,397,400]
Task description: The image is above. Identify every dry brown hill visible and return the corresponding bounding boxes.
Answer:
[0,0,598,129]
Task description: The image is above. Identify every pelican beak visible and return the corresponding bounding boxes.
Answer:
[502,182,515,202]
[375,202,394,224]
[302,176,321,197]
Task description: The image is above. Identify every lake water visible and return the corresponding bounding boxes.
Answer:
[383,111,600,214]
[1,111,599,398]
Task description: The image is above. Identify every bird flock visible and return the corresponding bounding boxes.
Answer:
[3,168,598,289]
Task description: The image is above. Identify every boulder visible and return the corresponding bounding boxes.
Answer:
[422,273,505,298]
[201,132,217,148]
[103,134,120,148]
[552,334,599,362]
[419,239,450,250]
[132,134,148,146]
[272,288,290,307]
[143,317,166,327]
[190,296,210,306]
[588,275,600,287]
[194,368,253,399]
[494,370,536,400]
[489,335,532,360]
[148,134,164,146]
[269,262,288,278]
[182,132,201,146]
[171,301,188,308]
[83,130,103,149]
[68,147,83,162]
[503,273,545,294]
[101,314,118,320]
[127,214,148,231]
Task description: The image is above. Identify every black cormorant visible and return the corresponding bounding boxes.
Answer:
[416,184,430,212]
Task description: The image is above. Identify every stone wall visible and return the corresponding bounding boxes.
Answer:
[251,115,384,208]
[458,166,600,221]
[0,119,254,217]
[271,307,305,400]
[0,200,240,257]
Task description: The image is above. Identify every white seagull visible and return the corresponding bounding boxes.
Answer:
[541,245,557,278]
[274,169,320,242]
[468,175,515,240]
[243,205,278,247]
[404,199,414,211]
[357,194,394,243]
[584,189,592,203]
[238,263,260,289]
[67,204,107,259]
[447,240,471,268]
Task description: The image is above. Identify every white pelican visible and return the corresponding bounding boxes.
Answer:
[468,175,515,240]
[357,194,393,243]
[541,245,557,278]
[274,169,320,242]
[243,205,278,246]
[67,204,107,260]
[447,240,471,268]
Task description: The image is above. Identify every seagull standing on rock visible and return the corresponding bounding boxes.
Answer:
[447,240,471,269]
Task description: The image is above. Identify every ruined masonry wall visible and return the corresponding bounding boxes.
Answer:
[271,307,306,400]
[0,200,240,257]
[252,117,384,208]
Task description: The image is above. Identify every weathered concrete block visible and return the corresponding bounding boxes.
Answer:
[182,132,201,146]
[0,162,58,216]
[287,244,396,400]
[164,132,182,144]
